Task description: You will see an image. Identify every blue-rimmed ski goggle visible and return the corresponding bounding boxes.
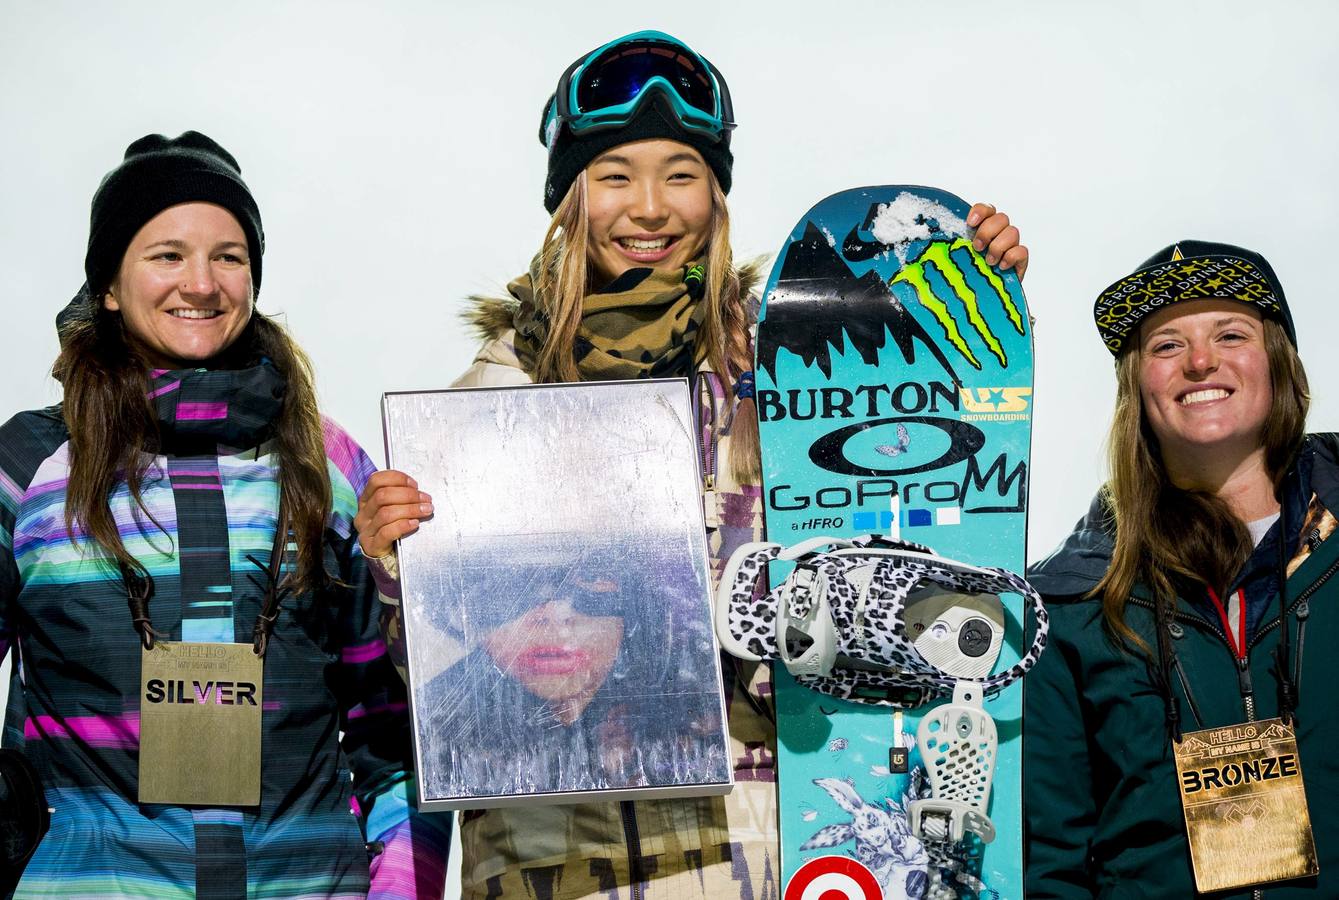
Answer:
[541,30,735,146]
[435,563,650,638]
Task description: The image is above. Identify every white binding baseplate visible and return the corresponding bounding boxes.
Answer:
[908,680,998,844]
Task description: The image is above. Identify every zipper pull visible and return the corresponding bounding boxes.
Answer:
[1237,656,1254,698]
[702,476,719,529]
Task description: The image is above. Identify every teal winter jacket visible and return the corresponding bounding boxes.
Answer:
[1024,434,1339,899]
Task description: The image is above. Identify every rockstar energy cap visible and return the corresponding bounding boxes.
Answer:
[1092,240,1295,355]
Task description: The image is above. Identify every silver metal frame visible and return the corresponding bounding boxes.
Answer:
[382,379,733,811]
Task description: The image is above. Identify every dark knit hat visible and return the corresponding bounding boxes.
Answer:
[1093,239,1294,355]
[84,131,264,296]
[541,95,733,213]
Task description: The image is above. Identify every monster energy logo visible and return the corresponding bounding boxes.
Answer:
[684,263,705,294]
[891,238,1026,370]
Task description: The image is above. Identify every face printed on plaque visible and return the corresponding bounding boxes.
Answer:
[480,568,626,725]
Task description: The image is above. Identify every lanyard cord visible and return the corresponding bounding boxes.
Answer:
[120,508,291,658]
[1158,482,1304,740]
[1153,592,1183,744]
[121,563,162,650]
[245,512,292,657]
[1272,502,1298,724]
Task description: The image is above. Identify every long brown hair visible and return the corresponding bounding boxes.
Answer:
[1097,318,1309,649]
[529,169,761,485]
[53,303,333,598]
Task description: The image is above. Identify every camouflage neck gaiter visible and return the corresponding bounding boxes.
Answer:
[510,257,708,381]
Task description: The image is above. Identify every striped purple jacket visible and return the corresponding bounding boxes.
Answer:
[0,364,450,899]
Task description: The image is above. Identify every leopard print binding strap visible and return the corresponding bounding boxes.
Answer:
[715,535,1050,708]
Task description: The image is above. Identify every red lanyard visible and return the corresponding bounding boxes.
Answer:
[1205,586,1247,660]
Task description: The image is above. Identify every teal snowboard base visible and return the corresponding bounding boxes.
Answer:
[755,187,1032,900]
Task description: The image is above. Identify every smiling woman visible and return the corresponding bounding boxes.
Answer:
[0,131,451,898]
[1024,240,1339,898]
[103,202,256,368]
[584,141,714,281]
[1136,301,1274,477]
[352,28,1030,900]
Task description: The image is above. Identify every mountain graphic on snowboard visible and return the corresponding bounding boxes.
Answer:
[756,222,961,385]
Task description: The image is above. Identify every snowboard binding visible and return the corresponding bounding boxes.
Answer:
[909,680,999,844]
[715,534,1048,844]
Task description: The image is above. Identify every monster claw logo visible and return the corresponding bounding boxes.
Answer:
[757,195,1028,385]
[892,238,1026,371]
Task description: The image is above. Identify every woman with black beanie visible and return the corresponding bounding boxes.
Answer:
[355,30,1029,898]
[0,131,451,898]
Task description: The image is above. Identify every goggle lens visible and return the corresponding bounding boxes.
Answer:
[575,40,718,119]
[438,566,636,636]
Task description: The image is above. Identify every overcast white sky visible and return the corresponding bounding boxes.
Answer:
[3,0,1336,891]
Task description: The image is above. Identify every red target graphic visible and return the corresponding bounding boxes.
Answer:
[783,856,884,900]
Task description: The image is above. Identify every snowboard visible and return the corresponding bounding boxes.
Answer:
[755,187,1032,900]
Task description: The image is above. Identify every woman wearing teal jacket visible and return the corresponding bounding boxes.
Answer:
[1025,241,1336,897]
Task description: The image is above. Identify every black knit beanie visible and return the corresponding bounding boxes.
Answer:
[84,131,264,297]
[541,97,733,213]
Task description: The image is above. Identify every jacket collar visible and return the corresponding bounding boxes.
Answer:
[148,359,286,452]
[1027,435,1338,601]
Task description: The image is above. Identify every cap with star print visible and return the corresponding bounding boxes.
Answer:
[1092,240,1293,354]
